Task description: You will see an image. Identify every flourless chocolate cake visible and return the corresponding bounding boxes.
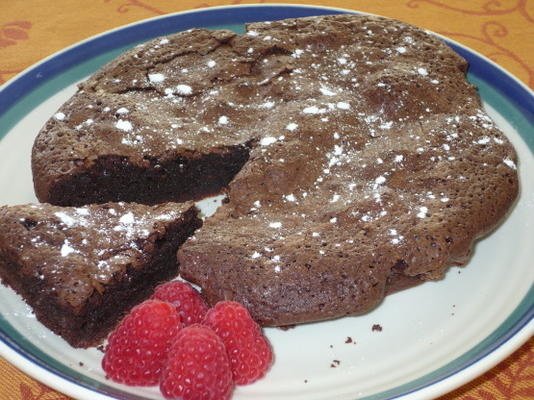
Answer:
[0,202,201,347]
[29,15,518,327]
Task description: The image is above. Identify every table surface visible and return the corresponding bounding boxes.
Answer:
[0,1,533,399]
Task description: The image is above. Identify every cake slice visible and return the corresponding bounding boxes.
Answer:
[0,202,201,347]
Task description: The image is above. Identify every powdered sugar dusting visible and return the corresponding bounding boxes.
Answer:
[285,194,297,202]
[148,73,166,83]
[375,176,386,185]
[54,212,77,227]
[303,106,324,114]
[260,137,277,146]
[176,84,193,95]
[417,67,428,76]
[251,251,261,259]
[320,87,337,96]
[503,158,517,170]
[115,120,133,132]
[417,207,429,218]
[60,240,76,257]
[119,212,135,224]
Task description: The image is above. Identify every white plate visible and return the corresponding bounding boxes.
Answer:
[1,5,533,400]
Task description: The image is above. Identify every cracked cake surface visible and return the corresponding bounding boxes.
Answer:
[30,14,518,326]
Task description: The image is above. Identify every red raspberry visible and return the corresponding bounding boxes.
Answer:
[203,301,273,385]
[160,324,234,400]
[151,280,208,326]
[102,299,182,385]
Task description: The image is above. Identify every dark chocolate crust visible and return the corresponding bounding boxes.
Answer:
[0,202,201,347]
[30,15,519,327]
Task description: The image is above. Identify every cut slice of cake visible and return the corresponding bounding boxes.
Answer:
[0,202,201,347]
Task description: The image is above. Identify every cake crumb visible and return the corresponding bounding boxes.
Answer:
[278,324,296,331]
[372,324,383,332]
[330,359,341,368]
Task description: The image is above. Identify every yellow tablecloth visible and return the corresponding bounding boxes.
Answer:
[1,1,533,399]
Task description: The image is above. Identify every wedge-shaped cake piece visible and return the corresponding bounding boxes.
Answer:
[0,202,201,347]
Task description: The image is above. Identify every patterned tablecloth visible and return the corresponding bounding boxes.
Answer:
[1,1,533,399]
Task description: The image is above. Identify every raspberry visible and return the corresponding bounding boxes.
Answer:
[151,280,208,326]
[160,324,234,400]
[203,301,273,385]
[102,299,182,385]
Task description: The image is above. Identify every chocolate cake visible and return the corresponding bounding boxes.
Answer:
[30,15,518,326]
[0,202,201,347]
